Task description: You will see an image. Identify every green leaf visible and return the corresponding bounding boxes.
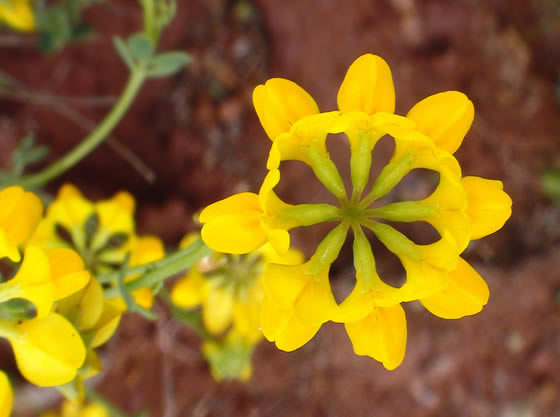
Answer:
[146,52,190,77]
[113,36,134,69]
[128,33,154,62]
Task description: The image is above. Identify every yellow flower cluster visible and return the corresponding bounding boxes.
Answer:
[0,186,90,391]
[200,54,512,369]
[171,235,302,380]
[0,0,34,32]
[0,183,165,399]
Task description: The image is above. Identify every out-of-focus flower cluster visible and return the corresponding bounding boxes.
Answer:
[0,0,34,32]
[0,184,165,408]
[171,235,303,381]
[200,53,513,369]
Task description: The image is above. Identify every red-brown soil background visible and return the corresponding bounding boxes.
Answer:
[2,0,560,416]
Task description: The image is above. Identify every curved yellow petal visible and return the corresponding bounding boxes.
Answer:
[171,267,206,309]
[1,245,54,318]
[421,257,489,319]
[202,285,234,334]
[345,304,407,370]
[0,371,12,417]
[46,247,90,300]
[200,193,267,254]
[130,236,165,266]
[419,165,471,252]
[262,262,309,307]
[11,313,86,386]
[253,78,319,141]
[406,91,474,154]
[90,301,122,348]
[462,176,512,239]
[337,54,395,115]
[0,0,35,32]
[0,187,43,260]
[202,213,266,254]
[292,270,338,326]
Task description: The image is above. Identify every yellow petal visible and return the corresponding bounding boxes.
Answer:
[49,185,94,231]
[0,371,12,417]
[0,0,35,32]
[292,271,338,326]
[419,165,471,252]
[257,243,304,265]
[171,267,206,309]
[95,192,135,234]
[262,262,309,307]
[90,301,122,348]
[2,245,54,318]
[345,304,407,370]
[75,279,105,331]
[200,193,267,254]
[261,296,321,352]
[406,91,474,154]
[11,313,86,386]
[129,236,165,266]
[202,213,266,254]
[46,247,90,301]
[0,187,43,250]
[462,176,512,239]
[253,78,319,141]
[421,257,489,319]
[202,285,234,334]
[259,294,289,343]
[131,287,154,310]
[337,54,395,115]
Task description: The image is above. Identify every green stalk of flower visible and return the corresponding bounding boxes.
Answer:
[0,317,21,341]
[102,239,213,297]
[16,65,147,190]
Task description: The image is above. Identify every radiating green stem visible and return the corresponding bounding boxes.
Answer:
[16,67,147,189]
[278,203,340,227]
[103,239,213,298]
[306,146,347,201]
[310,222,349,277]
[366,201,437,222]
[360,152,414,208]
[363,219,421,262]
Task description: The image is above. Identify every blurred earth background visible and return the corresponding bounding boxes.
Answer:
[1,0,560,416]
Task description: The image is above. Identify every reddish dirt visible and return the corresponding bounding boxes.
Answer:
[1,0,560,416]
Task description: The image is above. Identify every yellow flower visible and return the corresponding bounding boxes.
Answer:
[29,184,135,274]
[4,312,86,386]
[0,0,34,32]
[172,235,303,342]
[201,52,513,369]
[0,372,12,417]
[0,186,43,262]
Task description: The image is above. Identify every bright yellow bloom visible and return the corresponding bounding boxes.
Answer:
[0,0,34,32]
[0,372,11,417]
[201,52,512,369]
[4,312,86,386]
[29,184,135,274]
[0,186,43,262]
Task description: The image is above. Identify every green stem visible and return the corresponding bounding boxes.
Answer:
[103,239,213,297]
[142,0,158,43]
[16,67,147,189]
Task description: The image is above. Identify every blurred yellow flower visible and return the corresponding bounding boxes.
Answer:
[40,400,109,417]
[0,0,34,32]
[0,186,42,262]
